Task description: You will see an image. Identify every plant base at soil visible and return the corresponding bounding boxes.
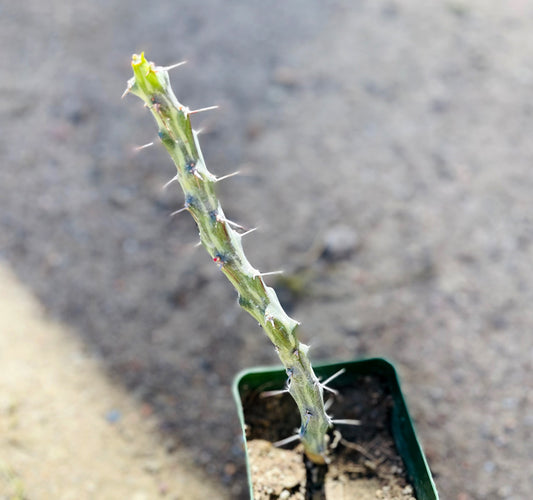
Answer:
[244,374,416,499]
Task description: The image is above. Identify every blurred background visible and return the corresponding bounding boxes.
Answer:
[1,1,532,498]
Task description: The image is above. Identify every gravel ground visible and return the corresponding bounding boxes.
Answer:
[1,1,532,499]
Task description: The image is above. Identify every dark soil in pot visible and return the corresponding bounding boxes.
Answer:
[243,374,416,500]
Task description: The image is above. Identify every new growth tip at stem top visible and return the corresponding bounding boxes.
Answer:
[124,52,331,464]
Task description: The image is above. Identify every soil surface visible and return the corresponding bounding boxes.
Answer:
[244,375,416,499]
[1,1,532,499]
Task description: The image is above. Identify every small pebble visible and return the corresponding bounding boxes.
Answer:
[105,409,121,424]
[322,225,360,261]
[224,462,237,476]
[143,460,161,474]
[402,485,413,495]
[483,461,495,473]
[273,66,300,88]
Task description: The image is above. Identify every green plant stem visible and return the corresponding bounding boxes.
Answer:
[124,53,331,463]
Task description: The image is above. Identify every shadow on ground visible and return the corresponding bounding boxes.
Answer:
[1,2,532,499]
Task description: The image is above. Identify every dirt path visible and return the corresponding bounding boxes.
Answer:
[0,264,227,500]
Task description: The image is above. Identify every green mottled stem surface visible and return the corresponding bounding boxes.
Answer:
[125,53,331,463]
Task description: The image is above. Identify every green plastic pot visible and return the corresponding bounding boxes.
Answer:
[233,358,439,499]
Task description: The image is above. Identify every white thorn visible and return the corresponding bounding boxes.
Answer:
[324,397,334,411]
[254,270,284,278]
[273,434,301,448]
[322,385,339,395]
[162,175,179,190]
[213,213,246,230]
[225,218,246,230]
[240,227,258,237]
[161,60,187,71]
[331,419,361,426]
[121,86,131,99]
[194,241,202,248]
[260,389,288,398]
[215,170,240,183]
[188,105,219,115]
[321,368,346,388]
[170,207,188,217]
[134,141,154,151]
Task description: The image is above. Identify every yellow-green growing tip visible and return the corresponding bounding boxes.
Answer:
[128,52,170,102]
[131,52,147,67]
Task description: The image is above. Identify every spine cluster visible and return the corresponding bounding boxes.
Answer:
[124,53,331,463]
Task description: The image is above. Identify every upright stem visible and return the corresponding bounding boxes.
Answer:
[124,53,331,463]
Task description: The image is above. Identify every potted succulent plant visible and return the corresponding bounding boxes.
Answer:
[123,53,438,499]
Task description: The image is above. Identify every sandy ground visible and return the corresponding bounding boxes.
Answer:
[1,1,532,499]
[0,264,227,499]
